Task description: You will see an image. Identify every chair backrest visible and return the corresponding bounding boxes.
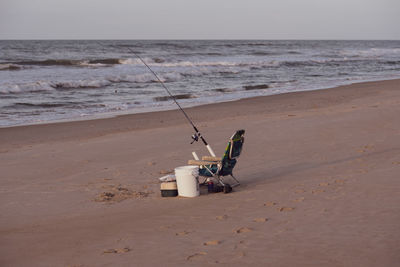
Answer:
[219,129,245,176]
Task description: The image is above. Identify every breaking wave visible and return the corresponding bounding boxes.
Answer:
[4,58,131,68]
[51,80,111,89]
[3,56,372,72]
[0,81,55,94]
[2,57,283,69]
[0,79,111,94]
[0,63,23,71]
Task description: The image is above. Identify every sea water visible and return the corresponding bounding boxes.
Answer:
[1,40,400,127]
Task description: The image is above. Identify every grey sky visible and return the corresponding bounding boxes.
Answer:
[1,0,399,39]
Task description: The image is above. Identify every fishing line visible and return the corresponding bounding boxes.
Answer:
[124,47,216,156]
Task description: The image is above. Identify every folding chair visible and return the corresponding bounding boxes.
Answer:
[188,129,245,192]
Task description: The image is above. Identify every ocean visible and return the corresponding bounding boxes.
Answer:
[1,40,400,127]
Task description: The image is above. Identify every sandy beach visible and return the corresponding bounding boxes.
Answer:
[1,79,400,266]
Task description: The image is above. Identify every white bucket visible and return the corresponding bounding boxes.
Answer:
[175,166,200,197]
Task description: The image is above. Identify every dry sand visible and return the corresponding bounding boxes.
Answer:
[1,79,400,266]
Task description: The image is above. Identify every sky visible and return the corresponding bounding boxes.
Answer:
[0,0,399,40]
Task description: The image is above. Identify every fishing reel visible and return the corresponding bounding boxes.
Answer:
[190,133,200,144]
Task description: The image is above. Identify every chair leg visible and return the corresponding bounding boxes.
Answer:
[230,174,240,187]
[216,176,225,186]
[215,175,240,187]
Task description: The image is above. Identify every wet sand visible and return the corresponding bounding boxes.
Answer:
[1,79,400,266]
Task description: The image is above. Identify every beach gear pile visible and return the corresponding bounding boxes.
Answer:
[159,130,245,198]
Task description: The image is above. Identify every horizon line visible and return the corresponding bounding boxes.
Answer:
[1,38,400,41]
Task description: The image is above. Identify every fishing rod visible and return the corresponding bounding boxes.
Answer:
[125,47,216,157]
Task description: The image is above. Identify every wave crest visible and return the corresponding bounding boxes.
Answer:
[0,81,54,94]
[0,79,111,94]
[0,63,23,71]
[52,79,111,89]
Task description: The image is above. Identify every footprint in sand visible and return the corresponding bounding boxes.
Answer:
[293,197,305,202]
[264,201,277,207]
[234,227,253,234]
[203,240,221,246]
[103,247,131,254]
[216,215,228,220]
[253,218,268,223]
[186,252,207,261]
[176,231,191,236]
[278,207,295,212]
[94,186,151,203]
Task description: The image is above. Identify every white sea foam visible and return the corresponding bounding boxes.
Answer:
[339,48,400,58]
[78,61,108,68]
[51,79,111,89]
[119,58,144,65]
[0,79,112,94]
[0,81,55,94]
[118,57,275,69]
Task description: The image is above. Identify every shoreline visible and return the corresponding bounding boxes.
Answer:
[2,76,399,129]
[1,78,399,149]
[1,78,400,266]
